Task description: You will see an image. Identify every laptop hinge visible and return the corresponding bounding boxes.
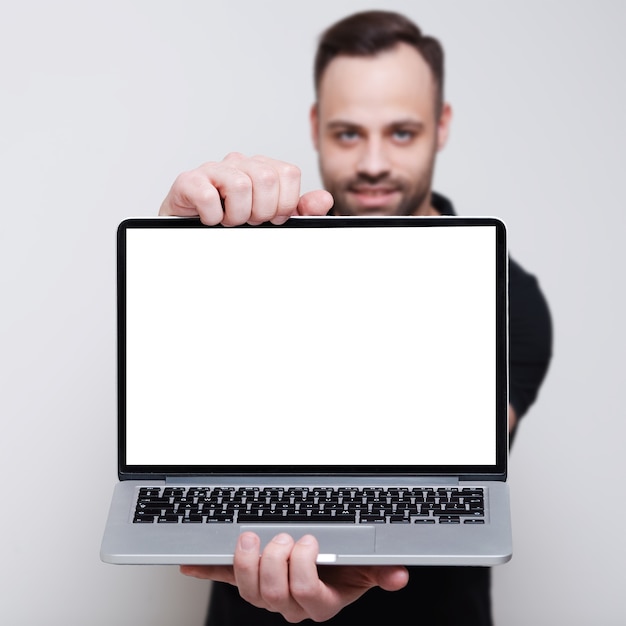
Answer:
[163,476,463,486]
[165,476,216,485]
[427,477,460,486]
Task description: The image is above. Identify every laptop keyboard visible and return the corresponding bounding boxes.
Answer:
[133,487,485,525]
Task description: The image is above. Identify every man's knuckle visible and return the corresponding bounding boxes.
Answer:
[233,559,256,577]
[311,611,334,623]
[197,185,218,203]
[280,162,301,182]
[223,151,245,162]
[290,582,317,604]
[283,610,305,624]
[251,208,276,223]
[262,587,288,606]
[237,589,263,608]
[197,210,221,226]
[229,173,252,194]
[255,166,279,189]
[174,170,197,189]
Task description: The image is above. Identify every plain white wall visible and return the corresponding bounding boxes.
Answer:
[1,1,624,624]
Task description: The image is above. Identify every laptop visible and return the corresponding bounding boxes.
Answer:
[101,215,511,566]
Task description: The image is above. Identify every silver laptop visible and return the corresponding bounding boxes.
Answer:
[100,215,511,566]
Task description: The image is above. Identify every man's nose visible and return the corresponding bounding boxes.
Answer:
[356,137,390,178]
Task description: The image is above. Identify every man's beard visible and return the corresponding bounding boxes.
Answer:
[321,171,433,217]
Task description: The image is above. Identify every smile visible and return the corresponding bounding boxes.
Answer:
[348,187,400,207]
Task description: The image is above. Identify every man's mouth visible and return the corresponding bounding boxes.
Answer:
[347,185,401,208]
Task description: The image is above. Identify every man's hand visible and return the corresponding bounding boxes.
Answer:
[180,532,409,623]
[160,153,334,226]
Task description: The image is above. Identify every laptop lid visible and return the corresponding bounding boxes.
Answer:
[117,216,508,482]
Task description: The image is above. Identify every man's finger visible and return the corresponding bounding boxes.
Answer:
[229,157,281,224]
[233,532,263,607]
[160,162,254,226]
[179,564,236,585]
[252,156,302,219]
[297,189,334,216]
[258,533,304,621]
[375,566,410,592]
[159,168,225,224]
[202,164,253,226]
[288,534,333,620]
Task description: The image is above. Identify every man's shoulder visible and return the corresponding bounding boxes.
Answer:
[431,192,455,216]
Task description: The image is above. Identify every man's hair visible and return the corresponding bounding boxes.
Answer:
[314,10,445,114]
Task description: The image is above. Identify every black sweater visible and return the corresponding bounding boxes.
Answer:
[433,192,552,422]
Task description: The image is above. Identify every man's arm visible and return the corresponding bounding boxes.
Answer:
[161,153,408,622]
[508,257,553,438]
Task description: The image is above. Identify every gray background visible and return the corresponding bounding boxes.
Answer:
[1,1,624,624]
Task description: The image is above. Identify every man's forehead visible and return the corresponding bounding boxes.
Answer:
[317,43,438,120]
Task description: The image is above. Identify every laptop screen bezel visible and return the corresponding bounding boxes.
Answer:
[117,216,508,482]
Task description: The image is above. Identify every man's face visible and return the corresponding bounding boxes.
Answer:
[311,43,451,217]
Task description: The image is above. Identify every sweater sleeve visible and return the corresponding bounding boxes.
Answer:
[508,257,553,420]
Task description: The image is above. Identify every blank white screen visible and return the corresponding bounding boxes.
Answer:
[125,222,496,466]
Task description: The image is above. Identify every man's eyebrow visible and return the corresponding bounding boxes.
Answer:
[388,119,425,129]
[325,120,363,130]
[324,119,425,130]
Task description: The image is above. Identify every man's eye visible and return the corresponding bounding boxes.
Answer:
[336,130,360,142]
[392,130,415,143]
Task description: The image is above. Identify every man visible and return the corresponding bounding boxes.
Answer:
[159,10,552,625]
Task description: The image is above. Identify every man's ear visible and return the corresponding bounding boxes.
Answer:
[437,103,453,151]
[310,103,320,151]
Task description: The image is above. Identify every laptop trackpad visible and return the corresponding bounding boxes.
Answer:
[240,525,375,561]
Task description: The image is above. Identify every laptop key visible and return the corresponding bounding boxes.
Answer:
[307,512,334,522]
[360,514,387,524]
[322,502,343,512]
[335,510,357,521]
[238,513,311,523]
[138,496,170,505]
[285,488,306,498]
[307,512,356,522]
[206,514,234,523]
[369,503,393,514]
[435,509,484,517]
[135,505,164,514]
[461,491,484,498]
[299,502,319,513]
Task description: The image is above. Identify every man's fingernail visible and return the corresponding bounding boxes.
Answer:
[272,533,292,545]
[297,534,315,545]
[240,533,257,551]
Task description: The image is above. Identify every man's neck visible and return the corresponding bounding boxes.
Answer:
[412,192,441,216]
